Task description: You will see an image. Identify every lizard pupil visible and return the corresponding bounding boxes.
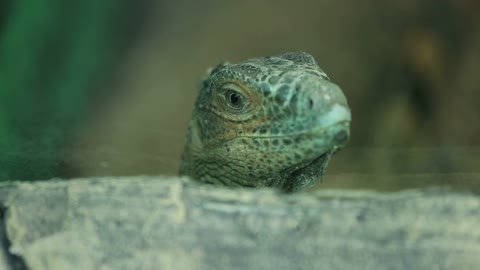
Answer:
[227,91,242,107]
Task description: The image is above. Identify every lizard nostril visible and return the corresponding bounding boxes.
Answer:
[308,98,314,109]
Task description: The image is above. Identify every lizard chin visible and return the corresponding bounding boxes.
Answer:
[278,128,349,193]
[279,151,333,193]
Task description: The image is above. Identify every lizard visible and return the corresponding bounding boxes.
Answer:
[179,52,351,192]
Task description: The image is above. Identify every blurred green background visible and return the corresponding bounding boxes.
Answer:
[0,0,479,191]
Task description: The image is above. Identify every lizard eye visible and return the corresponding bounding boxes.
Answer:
[219,83,248,111]
[225,90,244,109]
[212,82,255,116]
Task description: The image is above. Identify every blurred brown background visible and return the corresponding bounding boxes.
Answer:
[2,0,479,190]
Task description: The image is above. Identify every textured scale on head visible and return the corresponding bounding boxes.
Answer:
[179,52,351,192]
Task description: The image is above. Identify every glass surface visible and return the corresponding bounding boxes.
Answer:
[1,1,479,192]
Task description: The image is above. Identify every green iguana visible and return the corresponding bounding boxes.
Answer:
[179,52,350,192]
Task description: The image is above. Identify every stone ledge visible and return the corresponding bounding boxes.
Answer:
[0,176,479,270]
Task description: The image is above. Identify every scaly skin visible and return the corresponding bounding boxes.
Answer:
[179,52,351,192]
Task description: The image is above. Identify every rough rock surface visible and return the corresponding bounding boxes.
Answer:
[0,176,479,270]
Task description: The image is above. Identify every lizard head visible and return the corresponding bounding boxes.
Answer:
[180,52,351,192]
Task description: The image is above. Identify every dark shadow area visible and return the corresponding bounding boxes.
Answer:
[0,205,27,270]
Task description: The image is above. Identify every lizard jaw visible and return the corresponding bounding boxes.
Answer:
[279,127,349,192]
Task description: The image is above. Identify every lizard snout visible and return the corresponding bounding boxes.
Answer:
[298,78,351,129]
[304,82,348,111]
